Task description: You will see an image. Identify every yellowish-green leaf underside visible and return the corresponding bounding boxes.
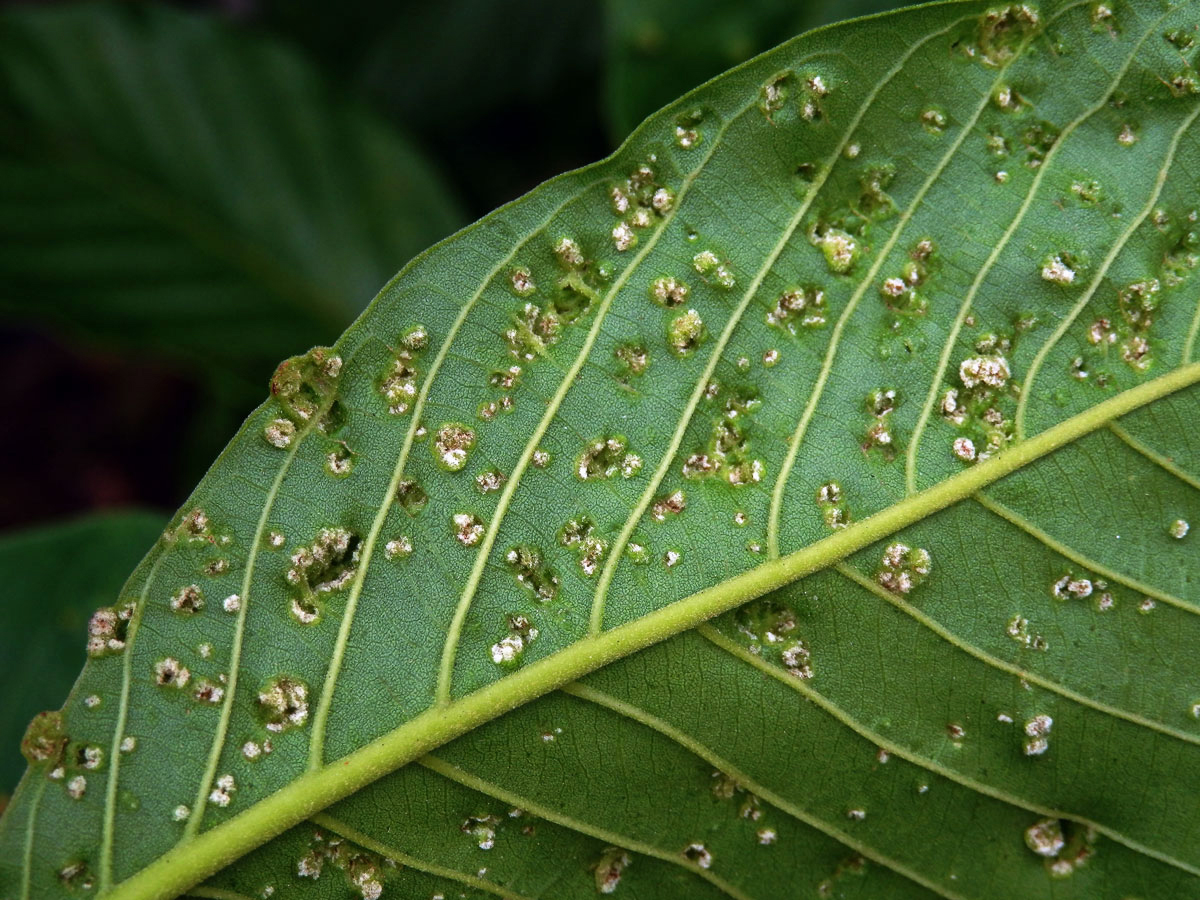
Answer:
[4,1,1200,899]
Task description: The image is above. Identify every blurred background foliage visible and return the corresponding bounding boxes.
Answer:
[0,0,906,799]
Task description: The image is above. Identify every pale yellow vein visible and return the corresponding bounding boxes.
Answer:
[833,561,1200,746]
[307,181,604,768]
[699,623,1200,879]
[904,5,1170,495]
[100,544,170,888]
[19,774,49,900]
[419,755,754,900]
[1108,420,1200,491]
[1185,292,1200,363]
[974,492,1196,614]
[1016,101,1200,438]
[589,14,972,635]
[184,344,365,839]
[562,681,967,900]
[434,95,748,705]
[312,813,535,900]
[766,18,1050,558]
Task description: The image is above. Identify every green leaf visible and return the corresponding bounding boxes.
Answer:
[0,3,464,376]
[603,0,909,140]
[0,511,166,798]
[4,1,1200,898]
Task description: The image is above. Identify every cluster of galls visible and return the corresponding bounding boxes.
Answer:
[816,481,849,530]
[969,5,1041,68]
[86,601,135,657]
[21,711,107,811]
[759,70,830,124]
[286,527,361,625]
[505,544,560,603]
[710,771,770,826]
[1024,817,1097,879]
[767,285,827,334]
[943,320,1030,464]
[257,675,309,733]
[734,599,814,679]
[264,346,345,449]
[490,613,539,668]
[378,325,428,417]
[577,435,643,481]
[559,515,607,577]
[297,830,389,900]
[499,234,605,414]
[876,542,932,595]
[682,387,766,486]
[862,387,900,460]
[609,158,676,252]
[879,238,935,341]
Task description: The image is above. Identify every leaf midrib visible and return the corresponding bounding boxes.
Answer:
[67,5,1200,896]
[103,360,1200,900]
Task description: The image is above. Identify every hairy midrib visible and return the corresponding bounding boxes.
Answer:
[102,360,1200,900]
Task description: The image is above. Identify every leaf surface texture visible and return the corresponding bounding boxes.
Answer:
[3,2,1200,898]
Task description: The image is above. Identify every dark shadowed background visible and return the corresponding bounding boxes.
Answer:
[0,0,906,798]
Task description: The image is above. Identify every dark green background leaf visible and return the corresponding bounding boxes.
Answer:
[262,0,608,215]
[0,3,464,381]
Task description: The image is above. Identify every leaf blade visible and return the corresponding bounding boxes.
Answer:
[4,1,1200,898]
